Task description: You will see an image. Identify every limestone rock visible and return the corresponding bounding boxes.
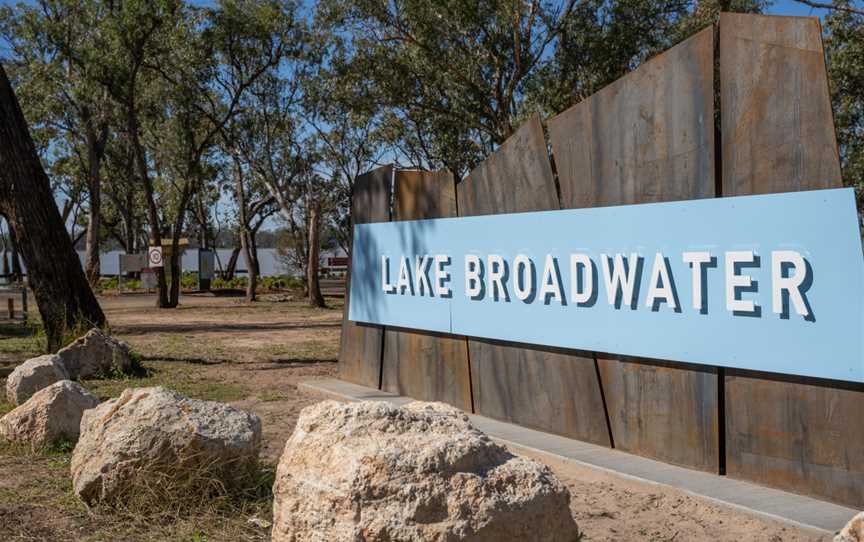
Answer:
[271,400,578,542]
[836,512,864,542]
[71,386,262,505]
[5,355,69,405]
[0,380,99,448]
[57,328,133,379]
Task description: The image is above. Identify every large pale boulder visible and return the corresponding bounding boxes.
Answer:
[0,380,99,448]
[5,355,69,405]
[836,512,864,542]
[71,386,262,505]
[57,328,133,379]
[271,400,578,542]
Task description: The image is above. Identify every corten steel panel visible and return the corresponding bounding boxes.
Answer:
[720,13,842,196]
[549,27,716,209]
[725,372,864,508]
[381,170,472,411]
[457,113,611,446]
[338,165,392,388]
[719,14,861,507]
[548,27,719,471]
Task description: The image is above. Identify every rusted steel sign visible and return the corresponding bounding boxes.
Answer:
[349,188,864,382]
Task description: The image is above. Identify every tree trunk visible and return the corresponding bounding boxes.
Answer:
[83,123,105,286]
[127,97,168,307]
[9,230,22,282]
[231,157,257,302]
[306,198,325,308]
[0,63,105,350]
[225,244,240,280]
[240,228,257,302]
[250,226,261,282]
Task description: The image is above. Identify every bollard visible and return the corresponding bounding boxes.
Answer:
[7,298,13,319]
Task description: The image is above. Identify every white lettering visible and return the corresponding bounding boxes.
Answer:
[381,255,396,293]
[772,250,811,318]
[645,252,677,311]
[434,254,451,297]
[725,251,757,313]
[570,254,593,304]
[682,251,712,311]
[601,253,640,308]
[513,254,534,301]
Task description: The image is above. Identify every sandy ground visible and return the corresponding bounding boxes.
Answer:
[0,292,839,541]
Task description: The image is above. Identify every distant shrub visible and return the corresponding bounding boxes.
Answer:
[98,277,119,291]
[181,271,198,290]
[212,276,247,290]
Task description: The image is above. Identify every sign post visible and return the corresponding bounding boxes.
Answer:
[198,249,215,291]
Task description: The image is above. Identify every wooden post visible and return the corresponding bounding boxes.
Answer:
[7,297,13,319]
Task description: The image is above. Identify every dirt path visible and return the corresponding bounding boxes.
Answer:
[0,293,842,541]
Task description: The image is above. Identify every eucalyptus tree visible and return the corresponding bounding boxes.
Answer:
[821,2,864,211]
[147,0,298,307]
[0,62,105,349]
[315,0,578,177]
[229,54,347,307]
[101,136,147,254]
[302,37,387,252]
[0,0,119,285]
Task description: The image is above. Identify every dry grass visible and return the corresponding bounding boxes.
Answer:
[81,361,249,404]
[0,293,343,541]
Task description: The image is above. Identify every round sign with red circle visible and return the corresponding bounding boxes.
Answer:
[148,246,163,268]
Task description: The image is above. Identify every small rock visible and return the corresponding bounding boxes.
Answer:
[5,355,69,405]
[271,400,578,542]
[247,517,272,529]
[836,512,864,542]
[71,386,262,505]
[57,328,133,379]
[0,380,99,448]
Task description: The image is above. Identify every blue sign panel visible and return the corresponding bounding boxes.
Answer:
[349,188,864,382]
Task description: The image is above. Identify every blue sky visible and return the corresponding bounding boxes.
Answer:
[768,0,832,16]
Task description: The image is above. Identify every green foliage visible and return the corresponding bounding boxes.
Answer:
[258,275,304,290]
[823,2,864,211]
[181,271,198,290]
[211,276,248,290]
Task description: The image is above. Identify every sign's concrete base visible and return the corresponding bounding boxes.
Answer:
[298,378,856,535]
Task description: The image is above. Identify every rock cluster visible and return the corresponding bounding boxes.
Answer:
[71,386,262,505]
[4,328,132,407]
[5,354,69,405]
[0,380,99,448]
[271,400,578,542]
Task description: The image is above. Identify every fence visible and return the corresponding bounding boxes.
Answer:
[338,14,864,508]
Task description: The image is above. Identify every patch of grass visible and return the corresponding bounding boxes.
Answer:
[0,436,77,457]
[257,390,287,402]
[0,321,45,358]
[264,339,339,363]
[131,334,231,363]
[83,361,248,403]
[78,456,275,542]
